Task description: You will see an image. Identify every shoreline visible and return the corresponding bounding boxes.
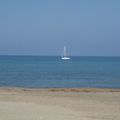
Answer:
[0,87,120,92]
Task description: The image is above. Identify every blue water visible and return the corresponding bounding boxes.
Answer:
[0,56,120,88]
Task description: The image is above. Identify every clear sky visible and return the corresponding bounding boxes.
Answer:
[0,0,120,56]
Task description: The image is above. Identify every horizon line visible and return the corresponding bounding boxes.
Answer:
[0,55,120,57]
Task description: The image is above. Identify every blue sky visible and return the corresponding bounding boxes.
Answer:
[0,0,120,56]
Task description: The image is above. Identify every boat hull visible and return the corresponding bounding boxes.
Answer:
[61,57,70,60]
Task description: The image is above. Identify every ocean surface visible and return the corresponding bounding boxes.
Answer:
[0,56,120,88]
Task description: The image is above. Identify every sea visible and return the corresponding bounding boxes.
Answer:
[0,56,120,88]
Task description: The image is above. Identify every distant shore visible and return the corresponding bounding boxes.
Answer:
[0,87,120,120]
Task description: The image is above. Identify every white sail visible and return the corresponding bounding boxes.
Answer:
[61,46,70,60]
[63,46,67,57]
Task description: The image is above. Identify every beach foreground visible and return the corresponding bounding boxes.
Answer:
[0,88,120,120]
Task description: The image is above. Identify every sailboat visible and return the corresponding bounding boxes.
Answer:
[61,46,70,60]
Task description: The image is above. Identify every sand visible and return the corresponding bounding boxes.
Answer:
[0,88,120,120]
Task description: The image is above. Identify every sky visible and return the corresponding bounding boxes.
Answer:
[0,0,120,56]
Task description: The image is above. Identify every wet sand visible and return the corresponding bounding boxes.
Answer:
[0,87,120,120]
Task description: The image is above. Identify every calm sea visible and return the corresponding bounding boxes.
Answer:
[0,56,120,88]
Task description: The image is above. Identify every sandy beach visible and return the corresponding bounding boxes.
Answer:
[0,88,120,120]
